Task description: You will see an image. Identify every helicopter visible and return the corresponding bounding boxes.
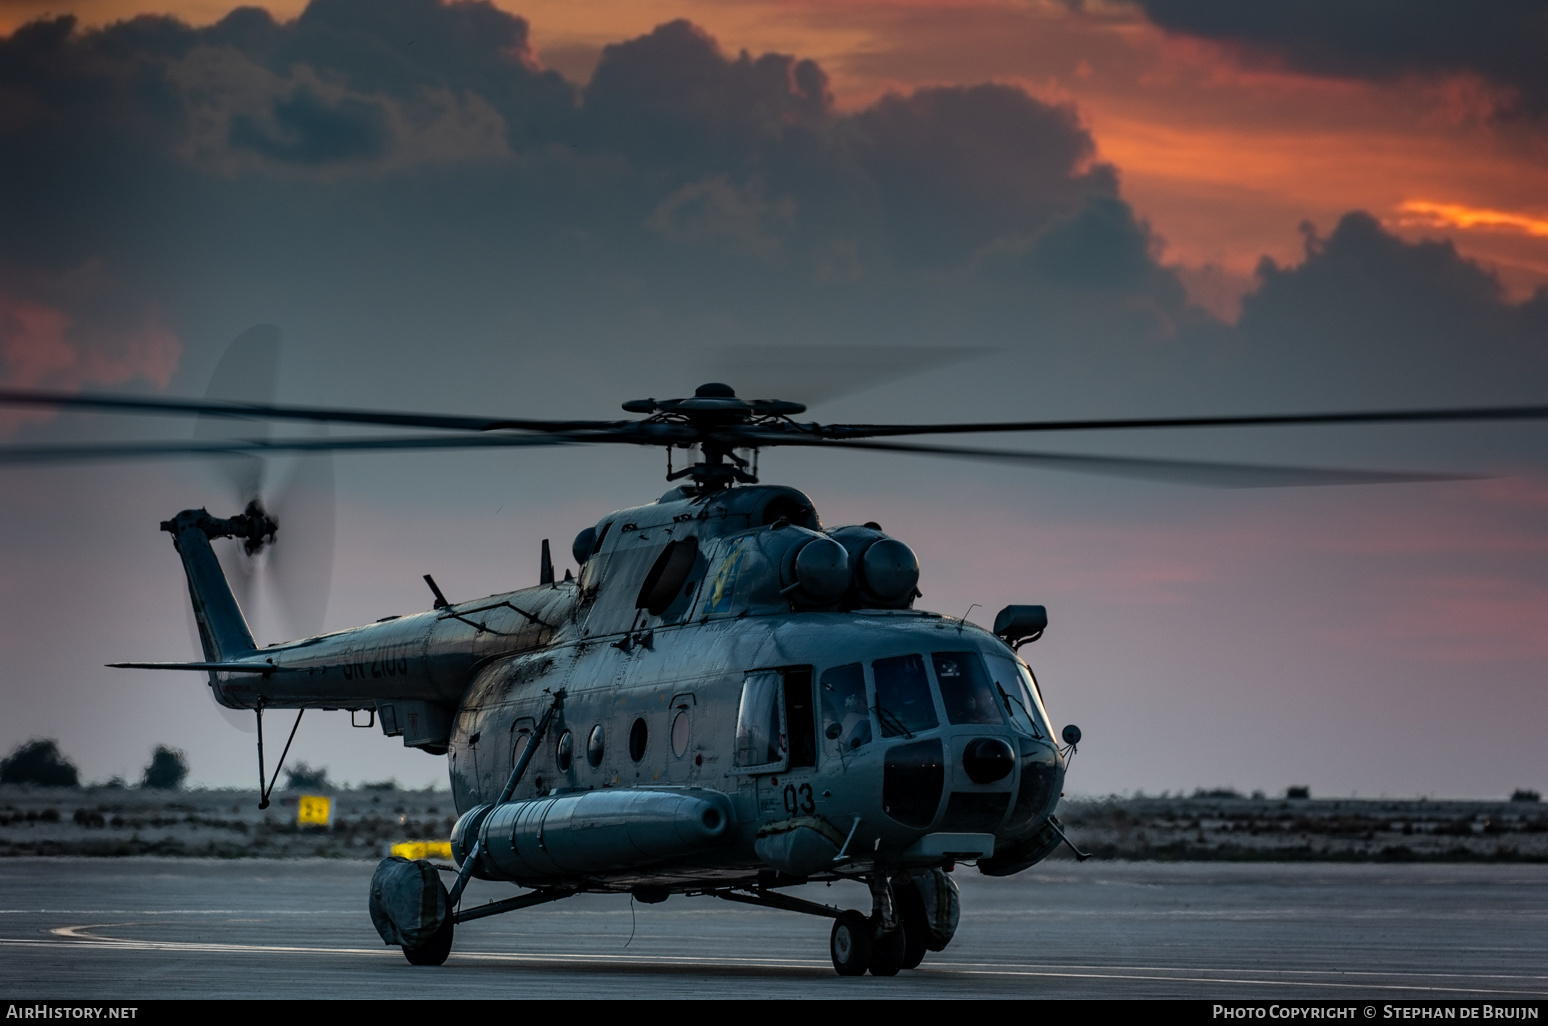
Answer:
[3,338,1547,976]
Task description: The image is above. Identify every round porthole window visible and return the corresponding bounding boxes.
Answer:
[671,711,690,758]
[629,718,648,762]
[555,729,573,772]
[587,724,605,768]
[511,730,530,768]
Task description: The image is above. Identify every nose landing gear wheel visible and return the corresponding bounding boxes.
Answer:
[868,922,906,977]
[402,913,454,966]
[830,910,872,976]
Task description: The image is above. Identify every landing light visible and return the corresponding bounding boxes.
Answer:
[993,605,1047,648]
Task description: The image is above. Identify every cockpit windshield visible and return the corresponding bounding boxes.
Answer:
[932,651,1006,726]
[872,653,939,737]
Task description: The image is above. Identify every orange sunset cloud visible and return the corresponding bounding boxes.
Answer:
[1396,201,1548,239]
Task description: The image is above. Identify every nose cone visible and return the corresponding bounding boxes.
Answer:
[962,737,1015,784]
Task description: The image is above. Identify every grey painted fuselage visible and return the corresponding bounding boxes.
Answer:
[174,484,1066,889]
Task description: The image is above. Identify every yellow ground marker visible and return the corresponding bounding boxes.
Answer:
[390,840,454,860]
[297,795,332,827]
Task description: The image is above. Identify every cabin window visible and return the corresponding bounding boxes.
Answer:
[671,711,690,758]
[933,652,1006,726]
[670,693,695,759]
[734,670,786,771]
[555,729,574,772]
[587,725,605,768]
[820,663,871,753]
[629,718,648,762]
[872,653,939,737]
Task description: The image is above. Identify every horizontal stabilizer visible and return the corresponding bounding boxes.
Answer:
[107,660,280,674]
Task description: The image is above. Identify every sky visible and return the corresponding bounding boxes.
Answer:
[1,0,1545,797]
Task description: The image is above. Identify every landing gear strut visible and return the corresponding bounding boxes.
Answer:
[710,872,931,977]
[863,872,906,977]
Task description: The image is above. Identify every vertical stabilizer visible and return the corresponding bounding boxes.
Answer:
[162,508,265,662]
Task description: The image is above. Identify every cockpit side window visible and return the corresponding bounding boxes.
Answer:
[932,651,1006,726]
[820,663,871,754]
[984,652,1048,739]
[1018,662,1054,737]
[872,653,939,738]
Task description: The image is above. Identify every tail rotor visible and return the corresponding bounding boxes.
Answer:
[193,326,336,729]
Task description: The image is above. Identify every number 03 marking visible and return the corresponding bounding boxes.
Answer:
[783,782,816,815]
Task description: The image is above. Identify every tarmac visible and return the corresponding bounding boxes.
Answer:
[1,858,1545,999]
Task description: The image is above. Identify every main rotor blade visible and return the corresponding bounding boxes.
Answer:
[0,388,624,435]
[776,436,1473,488]
[0,432,587,464]
[813,404,1548,440]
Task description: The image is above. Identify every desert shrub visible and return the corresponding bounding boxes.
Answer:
[284,762,330,790]
[140,746,189,790]
[0,739,80,787]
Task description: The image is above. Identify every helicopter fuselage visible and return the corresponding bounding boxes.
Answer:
[168,483,1067,892]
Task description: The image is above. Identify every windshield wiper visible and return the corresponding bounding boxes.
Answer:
[996,681,1043,739]
[874,704,915,740]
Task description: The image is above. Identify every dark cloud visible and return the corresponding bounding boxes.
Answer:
[1027,194,1162,291]
[1231,212,1548,408]
[228,84,391,163]
[584,19,829,175]
[1136,0,1548,121]
[850,84,1115,265]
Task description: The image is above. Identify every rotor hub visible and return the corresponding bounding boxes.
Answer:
[622,384,809,493]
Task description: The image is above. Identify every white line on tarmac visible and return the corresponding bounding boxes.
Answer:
[0,909,352,915]
[1,925,1541,995]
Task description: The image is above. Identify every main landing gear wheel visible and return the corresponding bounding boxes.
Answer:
[830,910,872,976]
[402,913,454,966]
[894,879,929,970]
[868,922,906,977]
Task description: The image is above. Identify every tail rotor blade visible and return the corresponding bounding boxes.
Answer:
[196,325,280,505]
